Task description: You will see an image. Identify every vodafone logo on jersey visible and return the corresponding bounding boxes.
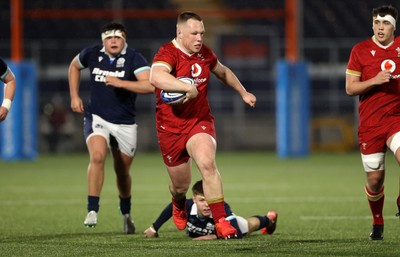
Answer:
[191,63,202,77]
[381,59,396,73]
[190,63,207,84]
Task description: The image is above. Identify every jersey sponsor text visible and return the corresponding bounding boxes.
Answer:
[92,67,125,82]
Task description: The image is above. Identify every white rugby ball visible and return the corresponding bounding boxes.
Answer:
[160,77,194,105]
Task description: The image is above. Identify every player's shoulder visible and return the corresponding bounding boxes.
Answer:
[159,41,177,55]
[394,36,400,44]
[161,40,175,49]
[153,41,178,63]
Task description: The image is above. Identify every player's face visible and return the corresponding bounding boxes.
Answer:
[103,35,125,57]
[373,17,395,46]
[193,194,211,217]
[179,19,205,54]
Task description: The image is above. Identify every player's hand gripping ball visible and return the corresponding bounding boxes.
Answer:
[161,77,194,105]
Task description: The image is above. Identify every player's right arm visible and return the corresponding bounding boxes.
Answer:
[345,70,391,96]
[68,56,85,113]
[150,64,198,101]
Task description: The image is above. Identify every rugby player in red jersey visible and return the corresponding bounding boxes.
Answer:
[346,5,400,240]
[149,11,256,239]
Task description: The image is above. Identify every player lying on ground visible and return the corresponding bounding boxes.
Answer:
[144,180,278,240]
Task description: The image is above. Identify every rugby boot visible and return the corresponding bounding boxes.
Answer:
[84,210,97,228]
[369,224,384,240]
[261,210,278,235]
[172,203,187,230]
[215,218,238,239]
[122,213,136,234]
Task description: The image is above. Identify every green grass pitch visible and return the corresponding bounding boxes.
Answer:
[1,151,400,256]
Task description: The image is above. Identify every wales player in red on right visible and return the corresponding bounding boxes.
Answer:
[346,5,400,240]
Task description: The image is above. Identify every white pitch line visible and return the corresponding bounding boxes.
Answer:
[300,216,399,220]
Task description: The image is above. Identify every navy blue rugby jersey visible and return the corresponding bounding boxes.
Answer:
[0,57,9,80]
[186,199,216,237]
[152,199,243,238]
[78,45,150,124]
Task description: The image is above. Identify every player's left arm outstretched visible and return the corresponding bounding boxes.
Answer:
[144,203,174,238]
[212,61,256,108]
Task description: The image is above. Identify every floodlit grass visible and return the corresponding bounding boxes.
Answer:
[1,151,400,256]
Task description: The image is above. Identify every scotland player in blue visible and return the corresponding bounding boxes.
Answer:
[0,57,16,122]
[144,180,278,240]
[68,22,154,234]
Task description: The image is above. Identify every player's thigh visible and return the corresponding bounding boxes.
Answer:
[187,133,216,160]
[186,120,217,165]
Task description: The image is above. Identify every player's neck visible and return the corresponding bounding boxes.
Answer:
[173,38,194,56]
[372,35,395,48]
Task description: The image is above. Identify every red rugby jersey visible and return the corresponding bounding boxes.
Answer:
[346,36,400,127]
[152,39,218,134]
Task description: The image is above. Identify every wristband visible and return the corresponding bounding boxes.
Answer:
[1,99,11,111]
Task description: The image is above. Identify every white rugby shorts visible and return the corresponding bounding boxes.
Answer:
[87,114,137,157]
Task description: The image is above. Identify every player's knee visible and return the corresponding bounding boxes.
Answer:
[197,159,217,174]
[170,182,189,195]
[91,151,106,165]
[361,152,385,172]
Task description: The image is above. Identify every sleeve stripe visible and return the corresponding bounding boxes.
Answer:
[76,54,85,69]
[346,69,361,76]
[152,62,172,72]
[1,69,9,80]
[134,66,150,75]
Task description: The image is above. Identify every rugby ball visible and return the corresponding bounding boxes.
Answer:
[160,77,194,105]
